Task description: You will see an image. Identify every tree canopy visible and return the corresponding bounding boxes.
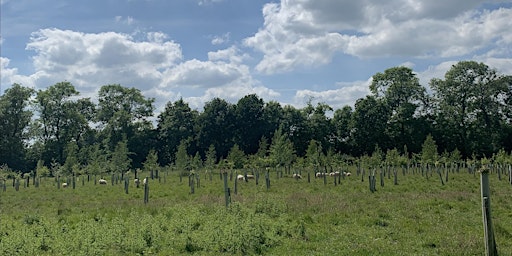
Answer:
[1,61,511,173]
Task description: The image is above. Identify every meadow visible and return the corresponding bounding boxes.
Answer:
[1,166,511,255]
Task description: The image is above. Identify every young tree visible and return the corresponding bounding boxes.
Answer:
[143,149,159,174]
[111,139,131,173]
[175,139,190,172]
[420,134,438,166]
[269,127,295,169]
[227,144,246,170]
[62,141,79,176]
[305,139,322,171]
[204,144,217,171]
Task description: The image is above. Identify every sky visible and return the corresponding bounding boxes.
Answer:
[1,0,512,115]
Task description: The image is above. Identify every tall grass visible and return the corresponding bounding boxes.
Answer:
[0,168,511,255]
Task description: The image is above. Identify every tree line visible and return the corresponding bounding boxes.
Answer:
[1,61,511,174]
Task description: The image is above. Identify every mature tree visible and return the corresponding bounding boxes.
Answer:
[306,102,335,154]
[96,84,155,168]
[233,94,266,155]
[157,98,197,166]
[370,66,427,152]
[431,61,510,157]
[196,98,235,160]
[351,96,391,155]
[281,105,309,156]
[33,82,90,165]
[0,84,34,171]
[262,100,284,142]
[332,105,353,155]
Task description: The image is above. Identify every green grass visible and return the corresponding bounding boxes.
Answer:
[1,168,511,255]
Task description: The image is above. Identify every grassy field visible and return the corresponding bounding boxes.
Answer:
[1,167,511,255]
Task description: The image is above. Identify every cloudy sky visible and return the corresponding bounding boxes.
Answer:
[1,0,511,114]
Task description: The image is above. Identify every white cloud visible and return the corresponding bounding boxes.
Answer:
[207,46,249,64]
[1,57,47,90]
[186,83,280,110]
[2,28,277,112]
[416,57,512,91]
[198,0,224,6]
[162,59,247,88]
[245,0,512,74]
[24,28,182,93]
[293,79,371,110]
[115,16,135,25]
[211,32,230,45]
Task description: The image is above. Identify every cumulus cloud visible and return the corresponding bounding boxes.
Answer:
[161,48,279,109]
[293,79,371,110]
[416,57,512,91]
[162,59,247,88]
[24,28,182,94]
[1,57,48,90]
[211,32,230,45]
[1,28,276,112]
[245,0,512,74]
[208,46,250,64]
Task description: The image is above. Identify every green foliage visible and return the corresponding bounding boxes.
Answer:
[227,144,246,169]
[493,149,511,165]
[143,149,159,173]
[0,84,34,171]
[2,61,512,173]
[421,134,438,165]
[111,139,131,173]
[1,167,512,255]
[305,139,322,169]
[369,145,383,168]
[62,142,78,175]
[431,61,510,158]
[175,139,190,172]
[190,152,203,171]
[204,144,217,170]
[269,127,295,168]
[156,98,197,166]
[385,148,401,166]
[35,160,50,177]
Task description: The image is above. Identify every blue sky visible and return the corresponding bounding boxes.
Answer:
[1,0,512,114]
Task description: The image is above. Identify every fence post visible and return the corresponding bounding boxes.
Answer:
[508,165,511,185]
[223,172,230,208]
[144,176,149,204]
[480,169,498,256]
